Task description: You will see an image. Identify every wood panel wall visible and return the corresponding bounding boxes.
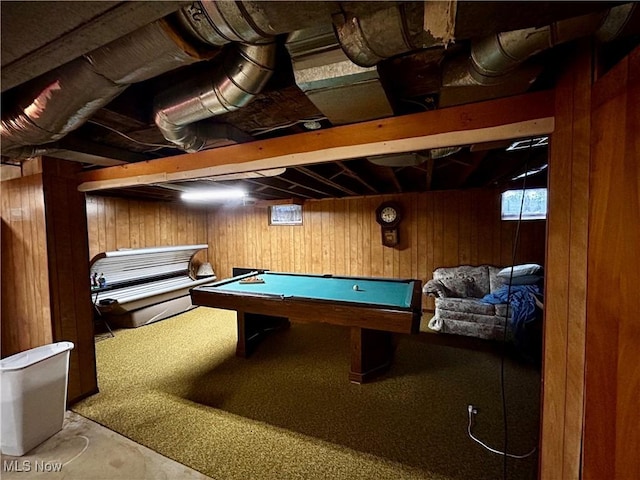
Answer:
[583,46,639,480]
[1,158,97,403]
[540,43,592,479]
[207,189,546,304]
[1,170,52,355]
[85,196,208,259]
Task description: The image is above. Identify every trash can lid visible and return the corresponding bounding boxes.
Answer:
[0,342,74,372]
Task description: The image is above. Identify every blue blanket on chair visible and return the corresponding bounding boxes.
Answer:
[481,284,541,343]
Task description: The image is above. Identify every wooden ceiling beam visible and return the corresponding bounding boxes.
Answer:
[77,90,555,192]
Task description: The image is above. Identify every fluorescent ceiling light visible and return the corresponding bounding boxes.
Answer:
[181,188,246,202]
[506,136,549,151]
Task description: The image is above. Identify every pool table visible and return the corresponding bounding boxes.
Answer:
[190,271,422,383]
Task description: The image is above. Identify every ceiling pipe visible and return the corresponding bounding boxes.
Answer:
[176,1,338,46]
[444,3,638,88]
[1,20,210,159]
[333,2,425,68]
[153,43,276,152]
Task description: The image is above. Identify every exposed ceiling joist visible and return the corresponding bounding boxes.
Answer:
[77,91,556,192]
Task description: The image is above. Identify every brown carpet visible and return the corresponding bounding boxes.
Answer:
[74,307,540,480]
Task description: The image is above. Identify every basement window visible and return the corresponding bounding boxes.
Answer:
[269,204,303,225]
[501,188,547,220]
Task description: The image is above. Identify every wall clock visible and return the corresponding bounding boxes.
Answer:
[375,201,402,247]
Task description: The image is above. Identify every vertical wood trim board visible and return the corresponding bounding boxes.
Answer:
[206,189,546,295]
[583,47,640,480]
[540,44,592,480]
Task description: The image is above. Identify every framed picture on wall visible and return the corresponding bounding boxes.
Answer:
[269,204,303,225]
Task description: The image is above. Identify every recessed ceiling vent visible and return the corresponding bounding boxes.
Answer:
[367,147,462,167]
[367,152,428,167]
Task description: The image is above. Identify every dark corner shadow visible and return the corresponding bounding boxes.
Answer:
[158,322,540,479]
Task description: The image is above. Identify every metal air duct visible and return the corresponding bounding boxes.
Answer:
[333,2,425,67]
[444,4,638,88]
[1,19,209,159]
[286,24,394,126]
[176,1,338,46]
[153,43,276,152]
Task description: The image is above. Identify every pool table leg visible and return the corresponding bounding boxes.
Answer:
[349,327,393,383]
[236,311,290,357]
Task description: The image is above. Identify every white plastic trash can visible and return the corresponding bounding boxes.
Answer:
[1,341,74,456]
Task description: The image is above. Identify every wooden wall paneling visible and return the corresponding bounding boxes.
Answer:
[362,198,373,277]
[21,180,37,346]
[4,182,20,349]
[398,194,413,279]
[458,191,472,265]
[33,175,52,345]
[87,196,208,260]
[129,200,140,248]
[1,174,54,356]
[540,44,592,480]
[294,207,303,273]
[416,193,428,283]
[583,46,639,480]
[303,202,312,273]
[252,208,261,270]
[333,199,344,275]
[443,191,459,267]
[105,198,116,250]
[370,197,384,278]
[408,194,418,278]
[308,201,320,274]
[262,206,272,272]
[86,197,99,259]
[432,193,445,269]
[476,190,494,264]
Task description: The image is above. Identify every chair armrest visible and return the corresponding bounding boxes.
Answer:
[423,279,449,298]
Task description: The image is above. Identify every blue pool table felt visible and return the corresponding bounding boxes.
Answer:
[214,272,415,309]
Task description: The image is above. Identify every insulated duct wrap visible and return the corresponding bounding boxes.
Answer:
[154,43,276,152]
[1,59,127,151]
[1,19,206,157]
[86,20,206,84]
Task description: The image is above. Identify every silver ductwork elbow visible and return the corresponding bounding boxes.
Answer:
[333,2,424,67]
[444,4,637,88]
[1,19,208,158]
[176,1,338,46]
[468,12,606,85]
[154,43,276,152]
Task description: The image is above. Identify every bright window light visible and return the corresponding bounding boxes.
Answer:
[501,188,547,220]
[181,188,246,202]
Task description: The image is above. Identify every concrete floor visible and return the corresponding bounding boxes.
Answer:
[1,411,212,480]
